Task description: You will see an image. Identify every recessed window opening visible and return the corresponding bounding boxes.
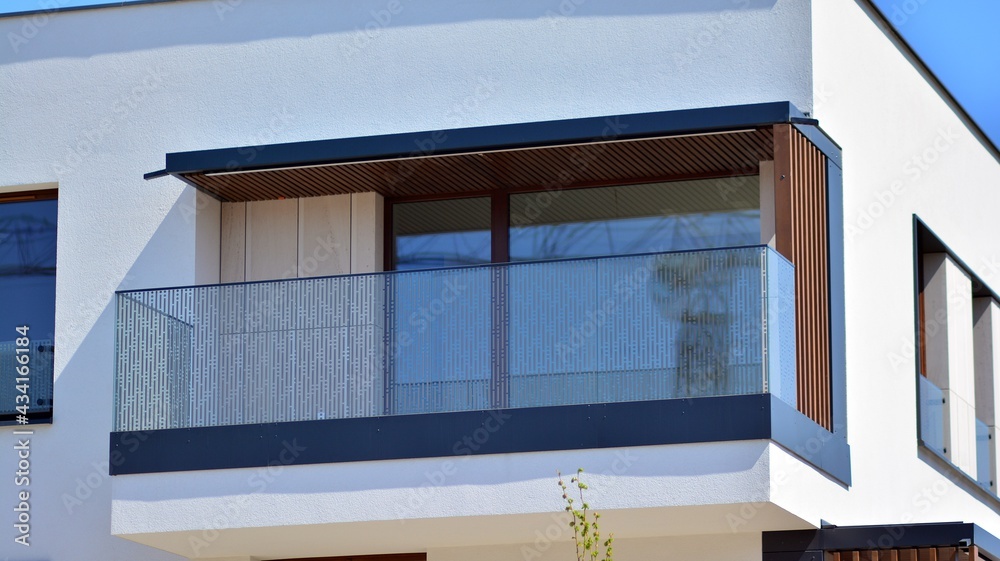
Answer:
[0,189,57,425]
[916,218,999,494]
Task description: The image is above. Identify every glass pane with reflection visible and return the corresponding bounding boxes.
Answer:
[509,177,760,262]
[0,198,57,419]
[393,197,491,270]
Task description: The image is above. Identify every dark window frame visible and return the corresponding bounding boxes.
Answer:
[913,215,1000,503]
[0,188,58,426]
[384,172,761,271]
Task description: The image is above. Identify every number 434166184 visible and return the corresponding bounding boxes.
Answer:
[14,325,30,415]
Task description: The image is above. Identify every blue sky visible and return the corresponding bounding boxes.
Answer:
[1,0,148,12]
[2,0,998,148]
[871,0,1000,147]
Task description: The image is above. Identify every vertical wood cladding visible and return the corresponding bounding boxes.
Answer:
[827,547,977,561]
[774,124,831,429]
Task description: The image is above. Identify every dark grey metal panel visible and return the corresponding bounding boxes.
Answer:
[157,102,806,176]
[827,161,848,441]
[110,392,852,485]
[769,395,852,485]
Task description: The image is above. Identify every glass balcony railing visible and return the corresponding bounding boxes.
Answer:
[919,375,996,492]
[919,376,947,457]
[114,245,796,432]
[977,418,992,490]
[0,340,54,421]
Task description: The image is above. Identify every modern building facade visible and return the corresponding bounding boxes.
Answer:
[1,1,999,560]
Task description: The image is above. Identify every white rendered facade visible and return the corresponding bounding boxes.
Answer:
[1,1,999,560]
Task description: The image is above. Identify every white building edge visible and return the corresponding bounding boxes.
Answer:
[1,0,999,560]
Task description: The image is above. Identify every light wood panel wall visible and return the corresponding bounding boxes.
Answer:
[221,193,382,283]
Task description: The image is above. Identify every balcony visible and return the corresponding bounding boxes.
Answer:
[113,105,850,485]
[115,245,796,435]
[919,376,996,494]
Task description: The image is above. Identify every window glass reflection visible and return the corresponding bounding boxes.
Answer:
[509,178,760,262]
[0,197,57,419]
[394,197,491,270]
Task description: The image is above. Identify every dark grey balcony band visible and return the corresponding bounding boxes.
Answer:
[110,393,851,484]
[146,102,822,179]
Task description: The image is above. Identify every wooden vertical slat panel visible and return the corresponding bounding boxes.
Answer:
[806,133,819,423]
[795,131,810,415]
[805,132,816,423]
[938,548,959,561]
[773,124,832,429]
[829,548,979,561]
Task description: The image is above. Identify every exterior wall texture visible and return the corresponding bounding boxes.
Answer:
[0,0,998,560]
[810,0,1000,539]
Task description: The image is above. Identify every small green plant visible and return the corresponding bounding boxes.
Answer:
[557,468,614,561]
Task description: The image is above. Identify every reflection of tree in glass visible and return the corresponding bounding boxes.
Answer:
[394,230,491,269]
[510,210,759,262]
[651,251,733,398]
[0,212,58,277]
[646,211,760,398]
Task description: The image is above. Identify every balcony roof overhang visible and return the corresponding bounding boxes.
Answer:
[146,101,839,202]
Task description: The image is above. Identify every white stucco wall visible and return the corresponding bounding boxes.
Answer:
[7,0,1000,559]
[0,0,814,556]
[811,0,1000,539]
[109,441,836,559]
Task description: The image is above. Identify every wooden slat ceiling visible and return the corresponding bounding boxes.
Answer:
[182,128,775,202]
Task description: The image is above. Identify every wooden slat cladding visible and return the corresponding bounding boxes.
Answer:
[828,547,976,561]
[773,124,832,429]
[181,129,774,202]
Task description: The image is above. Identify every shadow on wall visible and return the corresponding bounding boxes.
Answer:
[116,190,209,293]
[33,300,187,561]
[0,0,777,64]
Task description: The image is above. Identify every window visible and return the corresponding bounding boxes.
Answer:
[390,176,763,270]
[393,197,491,270]
[916,218,996,493]
[0,189,57,425]
[510,180,759,261]
[386,177,765,413]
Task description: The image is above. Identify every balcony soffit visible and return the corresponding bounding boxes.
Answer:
[146,102,829,203]
[178,128,775,202]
